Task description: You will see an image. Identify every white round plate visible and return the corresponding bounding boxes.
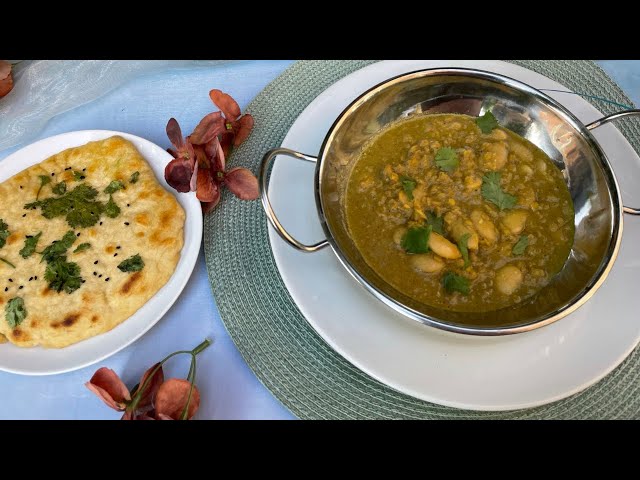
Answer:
[268,60,640,410]
[0,130,202,375]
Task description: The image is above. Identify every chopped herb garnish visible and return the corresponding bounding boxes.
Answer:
[105,195,121,218]
[36,175,51,200]
[512,235,529,256]
[44,257,82,294]
[434,147,459,172]
[443,272,470,295]
[401,226,432,254]
[458,233,471,268]
[476,111,499,134]
[0,258,16,268]
[52,181,67,195]
[129,171,140,184]
[72,171,86,181]
[118,254,145,273]
[41,231,76,264]
[481,172,517,210]
[19,232,42,259]
[0,219,9,249]
[425,211,444,235]
[25,184,105,228]
[73,243,91,253]
[400,176,416,200]
[104,180,125,194]
[5,297,27,328]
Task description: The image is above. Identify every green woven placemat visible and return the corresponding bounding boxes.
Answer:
[204,60,640,419]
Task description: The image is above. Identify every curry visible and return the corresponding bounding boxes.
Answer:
[345,113,575,312]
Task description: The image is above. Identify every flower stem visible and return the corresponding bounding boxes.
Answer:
[192,338,213,355]
[127,338,213,414]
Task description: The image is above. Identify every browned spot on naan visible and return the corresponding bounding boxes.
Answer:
[105,245,115,254]
[30,320,39,328]
[91,315,99,323]
[51,313,80,328]
[136,232,145,238]
[160,211,172,227]
[6,234,18,245]
[121,272,142,294]
[135,213,150,226]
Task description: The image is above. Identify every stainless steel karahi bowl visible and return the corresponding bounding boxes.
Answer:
[259,68,640,335]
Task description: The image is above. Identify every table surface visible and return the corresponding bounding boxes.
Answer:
[0,60,638,420]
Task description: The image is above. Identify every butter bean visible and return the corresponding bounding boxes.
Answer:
[428,232,461,259]
[411,254,444,273]
[495,265,523,295]
[501,210,528,235]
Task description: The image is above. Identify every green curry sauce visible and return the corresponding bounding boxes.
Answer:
[345,113,575,312]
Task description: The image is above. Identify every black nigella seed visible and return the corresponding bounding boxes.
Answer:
[18,286,23,290]
[116,246,121,249]
[98,274,102,278]
[22,214,26,218]
[127,204,130,207]
[82,168,86,172]
[105,278,110,282]
[8,279,13,283]
[114,253,118,257]
[80,176,86,180]
[81,280,86,284]
[19,186,23,189]
[99,222,103,226]
[4,287,7,292]
[51,172,55,176]
[34,276,38,280]
[93,272,97,276]
[124,222,130,226]
[28,277,33,281]
[94,260,98,265]
[76,233,81,237]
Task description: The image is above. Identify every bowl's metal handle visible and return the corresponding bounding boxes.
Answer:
[259,147,330,252]
[586,109,640,215]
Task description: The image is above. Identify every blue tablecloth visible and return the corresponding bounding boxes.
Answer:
[0,60,638,419]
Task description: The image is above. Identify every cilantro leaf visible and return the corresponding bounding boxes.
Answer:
[512,235,529,256]
[458,233,471,268]
[443,272,470,295]
[129,171,140,184]
[434,147,459,172]
[105,195,121,218]
[118,254,145,273]
[36,175,52,200]
[5,297,27,329]
[72,171,86,181]
[481,172,517,210]
[28,184,105,229]
[425,211,444,235]
[41,231,77,264]
[19,232,42,259]
[0,258,15,268]
[44,256,82,294]
[52,181,67,195]
[0,219,9,249]
[476,111,499,134]
[104,180,125,194]
[400,176,416,200]
[401,226,432,254]
[73,243,91,253]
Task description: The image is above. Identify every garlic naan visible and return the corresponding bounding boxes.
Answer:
[0,136,185,348]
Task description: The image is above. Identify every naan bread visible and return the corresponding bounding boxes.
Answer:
[0,136,185,348]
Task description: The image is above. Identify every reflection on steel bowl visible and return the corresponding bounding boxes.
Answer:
[260,68,640,335]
